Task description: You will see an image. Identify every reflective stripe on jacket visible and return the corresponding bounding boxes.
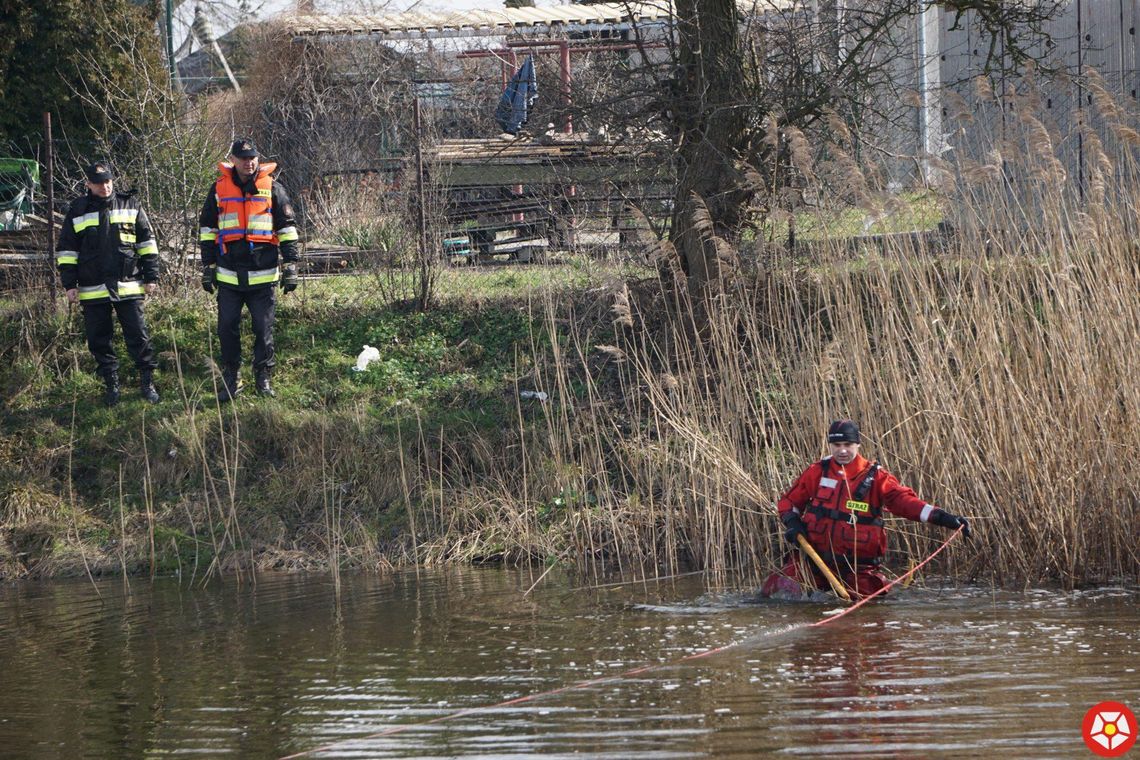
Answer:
[78,281,146,301]
[216,265,280,287]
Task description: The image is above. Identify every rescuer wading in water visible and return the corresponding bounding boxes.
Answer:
[764,419,970,597]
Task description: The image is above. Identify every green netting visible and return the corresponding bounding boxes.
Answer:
[0,158,39,212]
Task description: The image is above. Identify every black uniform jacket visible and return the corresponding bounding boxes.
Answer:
[57,191,158,302]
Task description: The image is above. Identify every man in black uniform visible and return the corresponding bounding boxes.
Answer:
[57,162,160,406]
[198,139,300,401]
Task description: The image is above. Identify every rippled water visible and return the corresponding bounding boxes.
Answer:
[0,568,1136,758]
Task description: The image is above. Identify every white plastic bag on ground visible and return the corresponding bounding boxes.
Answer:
[353,345,380,372]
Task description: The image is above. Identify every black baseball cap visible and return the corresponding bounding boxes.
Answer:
[84,162,113,183]
[827,419,860,444]
[230,138,259,158]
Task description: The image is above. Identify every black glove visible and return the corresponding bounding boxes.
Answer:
[781,511,808,545]
[201,267,215,294]
[281,263,298,293]
[930,508,971,538]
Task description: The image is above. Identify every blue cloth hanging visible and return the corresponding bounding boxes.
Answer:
[495,56,538,135]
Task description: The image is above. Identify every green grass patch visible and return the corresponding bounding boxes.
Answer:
[759,190,944,242]
[0,264,615,562]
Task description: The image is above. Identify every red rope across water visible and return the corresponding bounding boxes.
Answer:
[278,527,964,760]
[809,524,965,627]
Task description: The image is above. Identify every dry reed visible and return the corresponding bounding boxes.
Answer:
[432,81,1140,589]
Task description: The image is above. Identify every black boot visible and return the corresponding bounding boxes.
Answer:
[255,367,275,397]
[217,365,242,402]
[101,370,121,407]
[139,369,160,403]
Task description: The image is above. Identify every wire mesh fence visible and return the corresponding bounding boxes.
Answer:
[1,23,679,308]
[6,1,1140,309]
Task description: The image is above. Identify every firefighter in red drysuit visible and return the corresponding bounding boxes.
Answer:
[765,419,970,598]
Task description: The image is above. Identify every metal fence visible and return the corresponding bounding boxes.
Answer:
[5,1,1139,303]
[889,1,1140,188]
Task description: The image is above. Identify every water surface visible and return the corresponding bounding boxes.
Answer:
[0,568,1136,758]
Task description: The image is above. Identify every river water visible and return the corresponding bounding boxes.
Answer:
[0,567,1136,759]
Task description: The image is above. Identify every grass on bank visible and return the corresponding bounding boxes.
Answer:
[0,257,640,580]
[758,190,945,243]
[3,211,1139,588]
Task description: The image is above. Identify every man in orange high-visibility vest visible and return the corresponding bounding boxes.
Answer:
[198,139,300,401]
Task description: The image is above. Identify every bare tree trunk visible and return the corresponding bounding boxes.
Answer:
[43,112,57,313]
[671,0,750,298]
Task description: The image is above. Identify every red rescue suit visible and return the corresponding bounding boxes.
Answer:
[804,457,885,562]
[773,453,937,596]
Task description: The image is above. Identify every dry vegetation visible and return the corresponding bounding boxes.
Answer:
[2,10,1137,588]
[406,73,1140,589]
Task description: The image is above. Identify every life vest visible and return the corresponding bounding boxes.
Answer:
[214,162,278,246]
[802,457,886,565]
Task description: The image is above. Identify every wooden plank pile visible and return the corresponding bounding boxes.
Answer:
[0,221,50,288]
[432,135,662,166]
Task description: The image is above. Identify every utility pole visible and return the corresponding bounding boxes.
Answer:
[413,94,431,311]
[43,112,57,312]
[193,4,241,92]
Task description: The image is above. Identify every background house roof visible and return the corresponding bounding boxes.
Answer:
[285,1,680,39]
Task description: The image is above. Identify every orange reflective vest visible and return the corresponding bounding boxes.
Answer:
[214,161,278,245]
[802,458,887,564]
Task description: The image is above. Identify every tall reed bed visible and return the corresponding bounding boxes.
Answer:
[441,78,1140,588]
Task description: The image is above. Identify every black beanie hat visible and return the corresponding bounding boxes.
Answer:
[827,419,860,444]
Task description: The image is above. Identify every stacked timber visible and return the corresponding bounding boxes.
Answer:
[300,245,364,274]
[431,135,670,189]
[432,135,662,165]
[0,219,52,291]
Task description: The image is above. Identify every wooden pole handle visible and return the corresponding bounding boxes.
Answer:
[796,534,852,601]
